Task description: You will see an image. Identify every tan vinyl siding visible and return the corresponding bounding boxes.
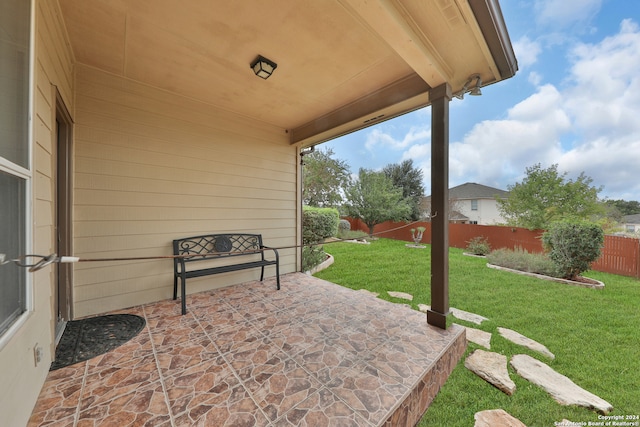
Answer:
[0,1,74,426]
[73,64,298,317]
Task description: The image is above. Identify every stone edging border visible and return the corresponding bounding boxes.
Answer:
[486,263,605,289]
[304,254,334,275]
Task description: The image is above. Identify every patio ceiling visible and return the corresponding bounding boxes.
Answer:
[59,0,516,146]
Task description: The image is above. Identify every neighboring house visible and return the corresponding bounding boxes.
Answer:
[422,182,509,225]
[0,1,516,424]
[623,214,640,234]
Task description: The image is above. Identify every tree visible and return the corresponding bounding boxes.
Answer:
[604,199,640,216]
[343,168,412,236]
[382,159,425,221]
[302,147,351,207]
[497,163,604,230]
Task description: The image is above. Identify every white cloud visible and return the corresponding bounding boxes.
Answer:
[401,144,430,162]
[332,17,640,201]
[534,0,602,29]
[565,19,640,139]
[449,93,567,188]
[364,127,430,151]
[513,36,542,68]
[557,135,640,200]
[446,19,640,199]
[528,71,543,86]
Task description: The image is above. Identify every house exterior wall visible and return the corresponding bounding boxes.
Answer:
[0,1,75,425]
[625,222,640,234]
[72,64,299,317]
[458,198,505,225]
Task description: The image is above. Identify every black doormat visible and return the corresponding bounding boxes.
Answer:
[50,314,146,371]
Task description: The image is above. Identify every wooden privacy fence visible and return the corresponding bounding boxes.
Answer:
[345,218,640,279]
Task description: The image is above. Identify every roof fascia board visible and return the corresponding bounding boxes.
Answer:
[290,73,430,146]
[467,0,518,80]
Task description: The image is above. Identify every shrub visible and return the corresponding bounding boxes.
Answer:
[302,206,339,271]
[338,219,351,232]
[541,220,604,280]
[302,206,339,244]
[466,236,491,256]
[302,245,326,272]
[487,247,560,277]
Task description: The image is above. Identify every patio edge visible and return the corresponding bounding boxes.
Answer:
[382,323,467,426]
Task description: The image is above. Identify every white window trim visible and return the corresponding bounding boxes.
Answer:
[0,0,35,351]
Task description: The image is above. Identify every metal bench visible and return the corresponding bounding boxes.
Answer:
[173,233,280,314]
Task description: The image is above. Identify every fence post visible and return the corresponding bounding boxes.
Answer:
[636,239,640,280]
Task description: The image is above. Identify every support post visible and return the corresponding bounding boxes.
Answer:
[427,83,451,329]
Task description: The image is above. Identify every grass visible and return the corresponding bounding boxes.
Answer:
[313,238,640,427]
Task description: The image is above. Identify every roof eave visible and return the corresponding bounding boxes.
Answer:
[469,0,518,80]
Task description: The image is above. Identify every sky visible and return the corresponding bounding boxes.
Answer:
[322,0,640,202]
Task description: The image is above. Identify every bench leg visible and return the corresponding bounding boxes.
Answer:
[173,275,178,300]
[180,273,187,315]
[275,263,280,290]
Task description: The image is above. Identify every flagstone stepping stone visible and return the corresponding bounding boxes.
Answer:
[387,291,413,301]
[417,305,489,327]
[357,289,379,297]
[465,350,516,395]
[474,409,527,427]
[451,307,488,325]
[510,354,613,415]
[458,325,491,349]
[498,327,554,359]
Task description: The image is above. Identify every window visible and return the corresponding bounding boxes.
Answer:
[0,0,31,336]
[471,199,478,211]
[627,225,636,233]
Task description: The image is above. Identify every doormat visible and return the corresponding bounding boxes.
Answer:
[50,314,146,371]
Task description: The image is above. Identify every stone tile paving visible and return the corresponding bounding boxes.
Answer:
[29,273,465,427]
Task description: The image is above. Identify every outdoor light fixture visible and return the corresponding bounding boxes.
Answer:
[453,74,482,99]
[250,55,277,79]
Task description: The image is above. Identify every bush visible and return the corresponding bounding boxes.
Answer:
[542,220,604,280]
[466,236,491,256]
[302,206,339,244]
[487,247,560,277]
[302,206,339,272]
[338,219,351,232]
[302,245,326,272]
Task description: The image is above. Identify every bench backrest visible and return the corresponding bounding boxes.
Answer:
[173,234,264,262]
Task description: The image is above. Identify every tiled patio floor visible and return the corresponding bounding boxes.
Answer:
[29,273,466,426]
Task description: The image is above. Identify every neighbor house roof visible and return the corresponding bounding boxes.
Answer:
[424,182,508,200]
[623,214,640,224]
[449,182,508,199]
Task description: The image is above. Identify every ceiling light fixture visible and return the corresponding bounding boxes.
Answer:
[250,55,277,79]
[453,74,482,99]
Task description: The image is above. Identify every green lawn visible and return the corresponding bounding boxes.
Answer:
[313,238,640,427]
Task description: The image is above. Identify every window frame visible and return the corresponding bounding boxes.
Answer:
[0,0,35,349]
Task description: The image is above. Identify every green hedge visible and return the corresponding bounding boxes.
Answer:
[302,206,339,244]
[302,206,339,272]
